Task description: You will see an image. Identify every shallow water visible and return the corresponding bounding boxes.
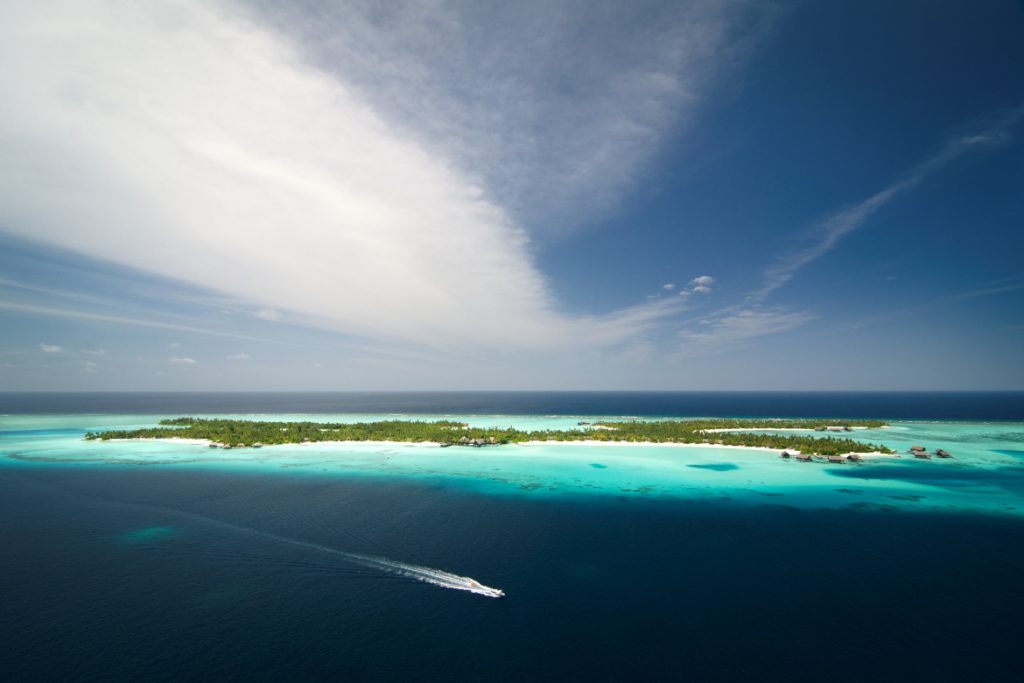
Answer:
[3,414,1024,516]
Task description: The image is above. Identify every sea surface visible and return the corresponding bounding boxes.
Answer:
[2,392,1024,681]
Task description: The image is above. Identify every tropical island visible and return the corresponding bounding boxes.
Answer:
[86,417,894,456]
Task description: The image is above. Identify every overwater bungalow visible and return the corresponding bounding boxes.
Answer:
[780,450,793,458]
[935,449,953,458]
[845,453,862,462]
[795,453,813,462]
[910,445,926,452]
[252,443,263,449]
[913,450,931,459]
[827,455,844,464]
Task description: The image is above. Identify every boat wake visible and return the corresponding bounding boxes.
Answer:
[13,473,506,598]
[175,508,506,598]
[249,531,505,598]
[344,553,505,598]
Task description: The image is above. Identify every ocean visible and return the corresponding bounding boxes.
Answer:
[2,392,1023,681]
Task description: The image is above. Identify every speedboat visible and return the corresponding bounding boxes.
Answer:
[467,579,505,598]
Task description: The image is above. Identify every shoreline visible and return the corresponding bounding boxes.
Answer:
[516,440,896,458]
[701,426,875,433]
[102,436,895,457]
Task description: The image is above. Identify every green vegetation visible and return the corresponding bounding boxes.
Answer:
[85,417,893,455]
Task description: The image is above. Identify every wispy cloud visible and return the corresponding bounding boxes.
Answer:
[83,360,98,373]
[670,108,1024,358]
[0,301,278,345]
[825,276,1024,334]
[679,307,815,355]
[39,342,62,353]
[754,105,1024,301]
[169,357,197,365]
[945,280,1024,304]
[255,309,281,322]
[250,0,776,236]
[227,353,250,361]
[0,0,766,353]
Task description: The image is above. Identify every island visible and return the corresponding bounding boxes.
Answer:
[86,417,894,456]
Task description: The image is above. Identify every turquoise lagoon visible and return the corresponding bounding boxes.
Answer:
[3,413,1024,516]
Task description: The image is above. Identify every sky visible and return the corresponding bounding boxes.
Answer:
[1,0,1022,391]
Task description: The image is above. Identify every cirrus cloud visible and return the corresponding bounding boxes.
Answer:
[679,307,814,355]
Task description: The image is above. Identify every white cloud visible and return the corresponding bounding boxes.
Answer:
[662,283,676,291]
[677,275,714,295]
[169,356,197,364]
[83,360,98,373]
[255,308,281,322]
[227,353,250,361]
[167,342,181,349]
[39,342,62,353]
[79,346,105,355]
[0,0,761,353]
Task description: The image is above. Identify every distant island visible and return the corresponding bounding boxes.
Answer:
[86,417,894,455]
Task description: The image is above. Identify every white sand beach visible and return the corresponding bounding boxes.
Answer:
[104,436,897,458]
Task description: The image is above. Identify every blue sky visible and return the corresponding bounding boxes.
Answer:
[1,0,1022,390]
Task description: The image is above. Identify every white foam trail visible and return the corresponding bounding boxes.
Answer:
[174,509,505,598]
[344,553,505,598]
[25,480,506,598]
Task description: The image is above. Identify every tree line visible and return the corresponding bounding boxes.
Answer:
[86,417,893,455]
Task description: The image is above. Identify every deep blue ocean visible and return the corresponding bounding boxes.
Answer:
[2,392,1024,682]
[3,390,1023,419]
